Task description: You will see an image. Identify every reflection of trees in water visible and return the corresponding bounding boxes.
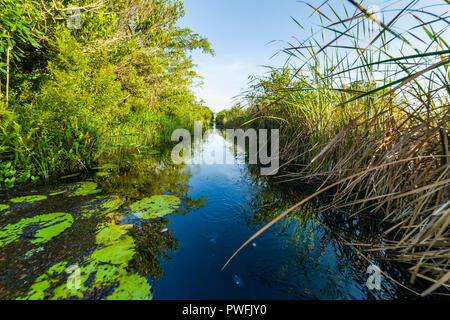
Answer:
[129,218,178,281]
[94,149,207,281]
[96,147,207,214]
[240,164,419,299]
[96,148,191,197]
[319,209,428,298]
[0,147,207,299]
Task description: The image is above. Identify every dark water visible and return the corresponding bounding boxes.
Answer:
[0,128,413,300]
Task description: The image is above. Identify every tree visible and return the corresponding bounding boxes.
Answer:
[0,0,43,107]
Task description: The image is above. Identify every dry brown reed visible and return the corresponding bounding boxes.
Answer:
[224,0,449,296]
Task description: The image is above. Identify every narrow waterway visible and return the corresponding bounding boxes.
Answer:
[0,128,410,300]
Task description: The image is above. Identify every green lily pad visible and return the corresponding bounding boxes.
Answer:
[90,223,136,265]
[60,173,80,179]
[23,246,45,259]
[68,182,102,197]
[19,222,152,300]
[106,273,153,300]
[92,163,118,171]
[0,212,74,247]
[0,204,10,214]
[10,195,47,204]
[129,195,181,219]
[18,261,69,300]
[80,196,124,219]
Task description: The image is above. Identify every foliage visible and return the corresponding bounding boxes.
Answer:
[0,0,43,74]
[0,0,214,188]
[216,103,250,128]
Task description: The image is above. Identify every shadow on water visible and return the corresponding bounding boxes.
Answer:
[0,127,421,299]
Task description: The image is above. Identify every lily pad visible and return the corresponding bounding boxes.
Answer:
[129,195,181,219]
[0,212,74,247]
[18,261,69,300]
[68,182,102,197]
[23,246,45,259]
[80,196,124,219]
[92,163,118,171]
[10,195,47,204]
[60,173,81,179]
[106,274,153,300]
[0,204,10,214]
[19,222,152,300]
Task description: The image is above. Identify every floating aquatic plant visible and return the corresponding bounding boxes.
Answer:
[10,195,47,204]
[60,173,81,179]
[92,163,119,171]
[68,182,102,197]
[49,190,67,196]
[0,204,10,214]
[0,212,74,247]
[129,195,181,219]
[106,274,153,300]
[23,246,45,259]
[95,171,110,177]
[18,261,69,300]
[80,196,124,219]
[19,222,152,300]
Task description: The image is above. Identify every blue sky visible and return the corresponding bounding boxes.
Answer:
[178,0,448,113]
[178,0,316,113]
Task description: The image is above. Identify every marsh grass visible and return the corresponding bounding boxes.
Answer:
[224,0,449,296]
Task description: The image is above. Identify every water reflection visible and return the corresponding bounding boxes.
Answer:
[0,146,205,299]
[0,128,417,299]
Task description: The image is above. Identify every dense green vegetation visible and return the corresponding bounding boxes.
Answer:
[216,103,250,128]
[222,1,449,295]
[0,0,213,188]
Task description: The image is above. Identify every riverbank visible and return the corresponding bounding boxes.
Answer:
[217,2,449,296]
[0,128,424,299]
[0,0,213,189]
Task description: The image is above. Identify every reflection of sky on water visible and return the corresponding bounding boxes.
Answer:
[152,130,401,300]
[188,127,247,166]
[0,129,410,300]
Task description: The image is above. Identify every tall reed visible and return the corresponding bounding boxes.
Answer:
[225,0,449,296]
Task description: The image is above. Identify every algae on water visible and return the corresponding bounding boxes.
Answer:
[0,204,10,214]
[19,222,153,300]
[129,195,181,219]
[10,195,47,204]
[68,182,102,197]
[23,246,45,259]
[0,212,74,247]
[80,196,124,219]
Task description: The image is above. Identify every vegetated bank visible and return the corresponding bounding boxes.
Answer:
[0,0,213,188]
[218,0,449,296]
